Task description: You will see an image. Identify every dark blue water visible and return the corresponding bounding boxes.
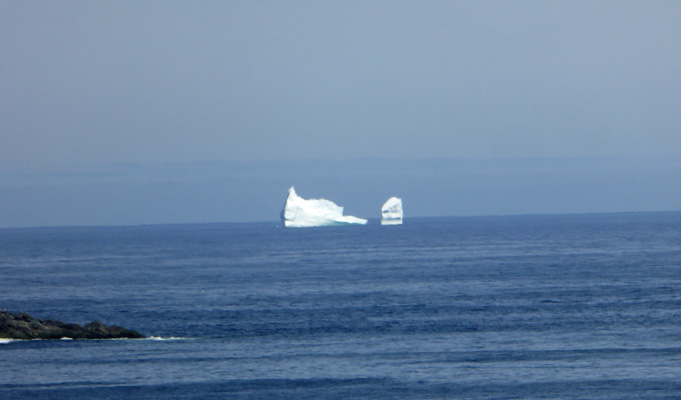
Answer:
[1,213,680,399]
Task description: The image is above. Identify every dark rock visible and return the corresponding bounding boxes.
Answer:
[0,310,145,340]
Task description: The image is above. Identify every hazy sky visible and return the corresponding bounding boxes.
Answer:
[2,1,681,227]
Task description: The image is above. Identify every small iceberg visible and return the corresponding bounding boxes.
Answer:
[281,187,367,227]
[381,197,403,225]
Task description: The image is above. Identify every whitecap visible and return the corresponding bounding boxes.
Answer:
[146,336,186,341]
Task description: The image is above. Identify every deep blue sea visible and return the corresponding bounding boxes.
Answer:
[1,213,681,399]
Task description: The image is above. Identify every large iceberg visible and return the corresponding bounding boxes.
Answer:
[381,197,403,225]
[281,187,367,227]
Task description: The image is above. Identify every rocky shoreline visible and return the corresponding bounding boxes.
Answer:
[0,310,145,340]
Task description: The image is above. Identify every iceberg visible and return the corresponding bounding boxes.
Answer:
[281,187,367,227]
[381,197,403,225]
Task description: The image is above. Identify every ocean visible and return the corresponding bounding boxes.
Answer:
[1,213,680,399]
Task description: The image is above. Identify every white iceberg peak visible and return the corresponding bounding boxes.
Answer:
[281,186,367,228]
[381,197,403,225]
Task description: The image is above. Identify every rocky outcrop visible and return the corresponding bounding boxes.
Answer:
[0,311,144,340]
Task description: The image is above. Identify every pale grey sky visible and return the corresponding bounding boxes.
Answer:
[1,1,680,226]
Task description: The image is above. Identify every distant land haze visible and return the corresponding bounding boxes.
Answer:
[1,158,680,228]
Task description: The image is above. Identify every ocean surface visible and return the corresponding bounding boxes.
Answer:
[1,213,680,399]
